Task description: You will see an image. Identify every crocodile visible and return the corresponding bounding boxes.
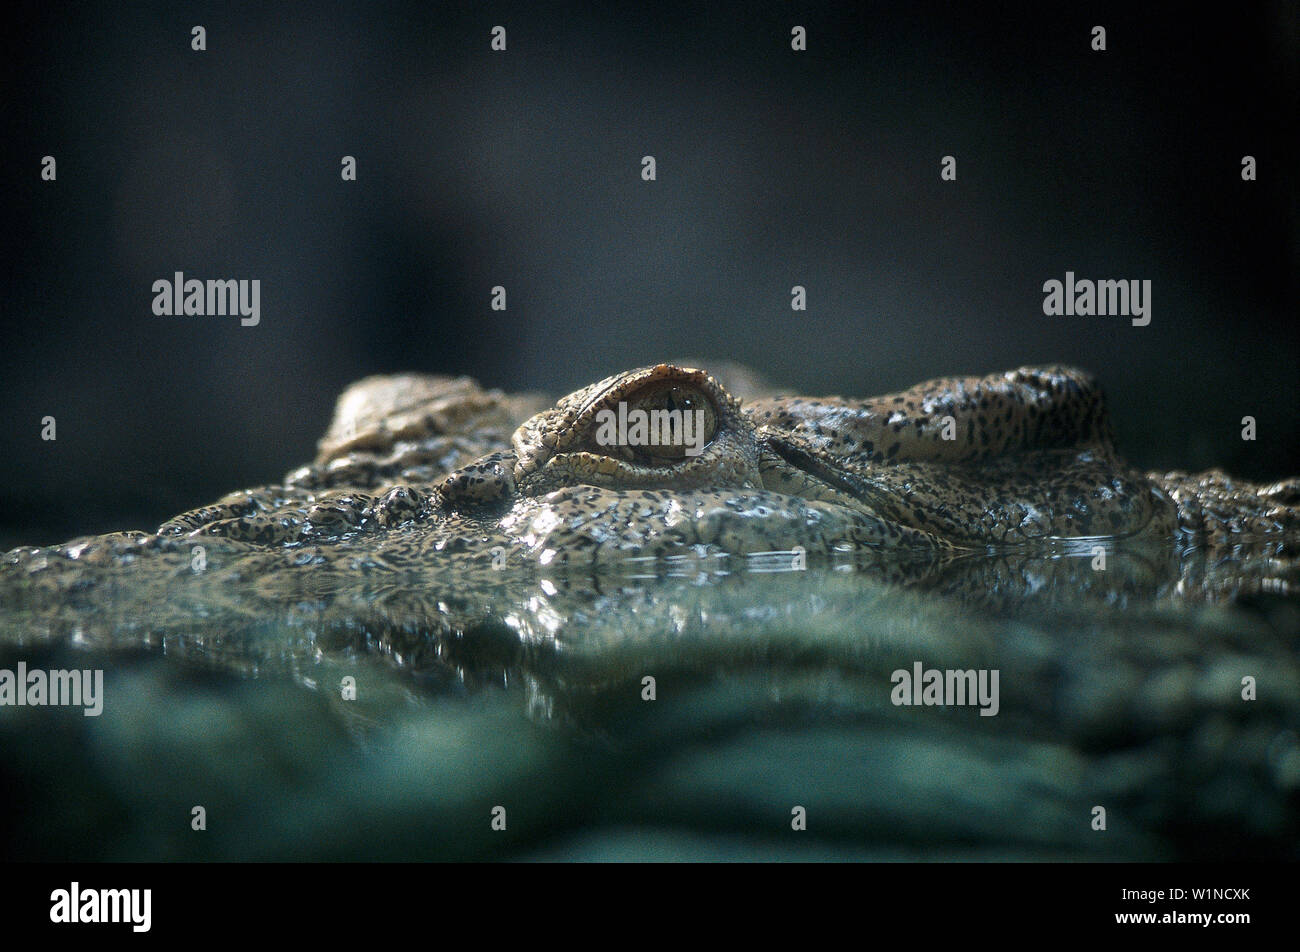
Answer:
[2,362,1297,616]
[3,363,1298,862]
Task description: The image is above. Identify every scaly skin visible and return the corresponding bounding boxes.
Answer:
[1,364,1296,612]
[3,364,1295,864]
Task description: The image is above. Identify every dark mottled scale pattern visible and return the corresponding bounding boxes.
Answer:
[3,364,1296,606]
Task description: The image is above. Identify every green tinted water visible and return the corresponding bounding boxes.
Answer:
[1,549,1297,861]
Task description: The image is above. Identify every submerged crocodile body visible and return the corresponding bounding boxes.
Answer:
[3,363,1297,612]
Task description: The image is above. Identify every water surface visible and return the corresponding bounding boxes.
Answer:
[1,540,1296,861]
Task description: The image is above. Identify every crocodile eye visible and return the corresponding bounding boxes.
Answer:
[589,383,718,461]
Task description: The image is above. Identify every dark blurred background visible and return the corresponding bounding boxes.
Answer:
[3,1,1296,549]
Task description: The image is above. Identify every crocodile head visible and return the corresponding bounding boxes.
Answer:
[429,362,1194,565]
[3,362,1295,604]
